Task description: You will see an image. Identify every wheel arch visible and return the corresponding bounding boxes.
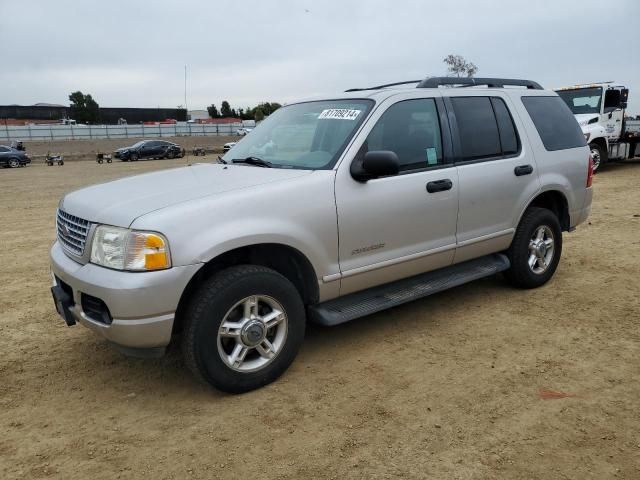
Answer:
[520,190,570,232]
[589,137,608,163]
[173,243,319,335]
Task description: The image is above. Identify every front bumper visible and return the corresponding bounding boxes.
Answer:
[50,241,202,352]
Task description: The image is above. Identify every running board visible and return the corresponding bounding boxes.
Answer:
[309,254,510,326]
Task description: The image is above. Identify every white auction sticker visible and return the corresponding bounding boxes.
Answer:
[318,109,361,120]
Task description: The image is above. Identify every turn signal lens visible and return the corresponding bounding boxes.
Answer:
[125,232,171,271]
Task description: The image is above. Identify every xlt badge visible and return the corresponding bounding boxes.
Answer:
[351,243,385,256]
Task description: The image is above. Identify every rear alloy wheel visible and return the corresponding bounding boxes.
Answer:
[504,207,562,289]
[589,143,603,173]
[182,265,305,393]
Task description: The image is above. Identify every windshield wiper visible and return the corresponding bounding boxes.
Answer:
[217,155,227,164]
[231,156,273,168]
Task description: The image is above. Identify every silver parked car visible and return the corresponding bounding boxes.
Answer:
[51,77,593,393]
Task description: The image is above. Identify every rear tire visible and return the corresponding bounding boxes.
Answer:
[182,265,305,393]
[504,207,562,289]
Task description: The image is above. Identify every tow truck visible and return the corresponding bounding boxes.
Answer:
[555,82,640,171]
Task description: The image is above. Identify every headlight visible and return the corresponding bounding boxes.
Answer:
[90,225,171,271]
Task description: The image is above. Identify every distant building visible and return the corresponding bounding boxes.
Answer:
[0,104,187,125]
[188,109,209,121]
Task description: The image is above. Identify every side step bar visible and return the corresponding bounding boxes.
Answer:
[308,254,510,326]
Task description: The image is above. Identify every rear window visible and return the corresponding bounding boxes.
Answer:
[521,96,586,151]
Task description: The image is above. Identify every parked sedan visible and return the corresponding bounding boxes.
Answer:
[223,142,237,152]
[0,145,30,168]
[114,140,184,161]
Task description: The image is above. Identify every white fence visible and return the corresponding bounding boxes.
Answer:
[0,122,243,142]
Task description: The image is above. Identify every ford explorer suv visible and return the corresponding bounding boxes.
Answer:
[50,77,593,393]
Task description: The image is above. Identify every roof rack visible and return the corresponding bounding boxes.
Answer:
[417,77,543,90]
[345,80,422,92]
[345,76,543,92]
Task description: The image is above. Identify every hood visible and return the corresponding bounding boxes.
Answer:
[60,163,311,227]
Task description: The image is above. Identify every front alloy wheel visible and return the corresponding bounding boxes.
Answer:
[182,265,305,393]
[217,295,288,372]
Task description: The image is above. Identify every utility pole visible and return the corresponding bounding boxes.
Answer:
[184,65,188,114]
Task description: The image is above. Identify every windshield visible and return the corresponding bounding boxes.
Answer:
[222,99,374,169]
[556,87,602,115]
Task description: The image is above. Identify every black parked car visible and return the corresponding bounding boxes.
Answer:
[0,145,30,168]
[114,140,184,161]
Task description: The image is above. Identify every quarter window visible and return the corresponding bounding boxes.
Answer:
[365,99,443,171]
[521,96,586,151]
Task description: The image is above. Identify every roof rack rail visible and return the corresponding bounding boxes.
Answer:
[417,77,543,90]
[345,80,422,92]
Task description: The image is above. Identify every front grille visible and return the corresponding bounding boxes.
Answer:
[57,209,91,256]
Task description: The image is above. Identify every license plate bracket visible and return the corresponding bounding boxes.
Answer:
[51,285,76,326]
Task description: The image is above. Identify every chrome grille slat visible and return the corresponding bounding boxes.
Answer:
[57,209,91,256]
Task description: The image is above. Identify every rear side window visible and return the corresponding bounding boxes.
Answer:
[521,96,586,151]
[491,98,519,155]
[451,97,502,160]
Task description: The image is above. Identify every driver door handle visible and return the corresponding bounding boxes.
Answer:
[426,179,453,193]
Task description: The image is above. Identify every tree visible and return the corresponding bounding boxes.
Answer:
[220,100,233,117]
[207,104,220,118]
[443,54,478,78]
[254,108,265,121]
[69,91,100,123]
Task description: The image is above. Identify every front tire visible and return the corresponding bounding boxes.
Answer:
[589,143,604,173]
[130,152,139,161]
[504,207,562,289]
[9,159,19,168]
[182,265,306,393]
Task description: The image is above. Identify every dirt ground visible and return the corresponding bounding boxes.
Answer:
[1,153,639,480]
[16,136,238,162]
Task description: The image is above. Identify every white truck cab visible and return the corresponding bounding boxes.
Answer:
[555,82,640,170]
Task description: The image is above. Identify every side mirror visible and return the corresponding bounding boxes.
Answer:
[351,150,400,182]
[621,88,629,109]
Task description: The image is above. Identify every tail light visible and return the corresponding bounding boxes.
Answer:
[586,154,594,188]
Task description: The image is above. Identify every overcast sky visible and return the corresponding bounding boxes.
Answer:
[1,0,639,113]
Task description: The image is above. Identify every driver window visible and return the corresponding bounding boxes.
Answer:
[365,99,443,171]
[604,89,621,112]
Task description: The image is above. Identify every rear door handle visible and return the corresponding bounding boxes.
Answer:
[426,179,453,193]
[514,165,533,176]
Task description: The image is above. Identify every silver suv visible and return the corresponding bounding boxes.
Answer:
[50,77,593,393]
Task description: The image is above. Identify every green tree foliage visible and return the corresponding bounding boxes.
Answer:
[207,104,220,118]
[69,91,100,123]
[443,54,478,78]
[212,101,282,119]
[220,101,233,117]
